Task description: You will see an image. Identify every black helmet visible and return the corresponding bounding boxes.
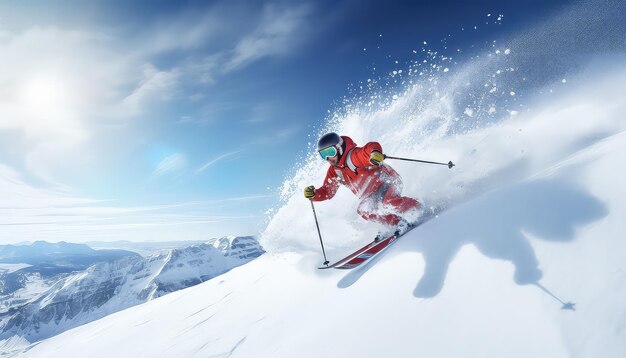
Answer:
[317,132,342,151]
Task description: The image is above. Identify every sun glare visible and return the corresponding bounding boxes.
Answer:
[14,73,87,141]
[18,76,70,116]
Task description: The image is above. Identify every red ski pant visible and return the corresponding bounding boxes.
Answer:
[356,183,421,226]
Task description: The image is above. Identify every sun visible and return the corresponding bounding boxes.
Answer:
[13,72,88,144]
[18,75,72,117]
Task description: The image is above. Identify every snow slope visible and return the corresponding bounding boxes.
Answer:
[14,1,626,356]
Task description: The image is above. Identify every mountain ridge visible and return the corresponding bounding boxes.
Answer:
[0,237,264,352]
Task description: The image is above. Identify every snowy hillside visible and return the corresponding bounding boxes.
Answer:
[0,239,264,354]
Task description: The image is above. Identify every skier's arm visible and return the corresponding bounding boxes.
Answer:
[349,141,383,167]
[311,167,341,201]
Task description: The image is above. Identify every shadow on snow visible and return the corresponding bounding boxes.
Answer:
[337,177,607,308]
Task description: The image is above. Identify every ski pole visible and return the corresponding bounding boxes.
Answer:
[309,200,330,266]
[384,155,455,169]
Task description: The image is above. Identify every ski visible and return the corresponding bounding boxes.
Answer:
[317,236,388,270]
[317,208,443,270]
[317,227,412,270]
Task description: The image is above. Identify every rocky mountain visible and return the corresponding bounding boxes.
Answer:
[0,242,139,316]
[0,238,264,347]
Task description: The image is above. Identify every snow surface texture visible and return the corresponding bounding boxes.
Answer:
[12,1,626,357]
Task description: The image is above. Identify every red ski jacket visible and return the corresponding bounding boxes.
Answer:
[312,136,401,201]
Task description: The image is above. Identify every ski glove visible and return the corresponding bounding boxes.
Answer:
[304,185,316,199]
[369,151,385,166]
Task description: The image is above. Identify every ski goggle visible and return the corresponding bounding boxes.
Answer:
[319,146,338,160]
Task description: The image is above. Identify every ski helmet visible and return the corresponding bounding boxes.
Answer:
[317,132,343,152]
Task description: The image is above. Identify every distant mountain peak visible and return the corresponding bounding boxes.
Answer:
[208,236,265,260]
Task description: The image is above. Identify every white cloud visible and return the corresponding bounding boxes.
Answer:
[196,150,242,175]
[244,102,277,124]
[157,3,316,87]
[135,4,237,56]
[0,26,138,180]
[0,3,316,156]
[0,164,272,243]
[180,54,223,85]
[224,3,313,72]
[119,63,180,117]
[0,24,189,182]
[205,194,275,203]
[0,164,97,209]
[0,2,314,211]
[153,153,187,177]
[246,126,301,146]
[0,28,97,136]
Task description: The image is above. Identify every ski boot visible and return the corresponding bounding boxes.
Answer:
[374,227,394,243]
[394,219,412,237]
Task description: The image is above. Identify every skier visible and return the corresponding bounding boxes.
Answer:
[304,132,422,241]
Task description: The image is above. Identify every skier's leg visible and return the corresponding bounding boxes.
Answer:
[357,210,402,226]
[382,185,421,215]
[357,191,402,226]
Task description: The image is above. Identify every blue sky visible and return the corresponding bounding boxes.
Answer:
[0,0,577,243]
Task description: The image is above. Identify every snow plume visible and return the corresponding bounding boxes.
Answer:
[261,0,626,254]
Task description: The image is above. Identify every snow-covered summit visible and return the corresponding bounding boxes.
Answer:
[209,236,265,260]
